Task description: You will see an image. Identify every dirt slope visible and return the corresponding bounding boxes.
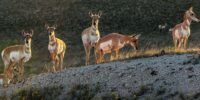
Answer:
[0,54,200,99]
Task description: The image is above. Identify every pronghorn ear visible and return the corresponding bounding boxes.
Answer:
[21,30,26,36]
[53,24,57,30]
[135,34,141,40]
[98,11,102,18]
[30,29,34,36]
[89,11,94,17]
[45,24,49,29]
[189,7,193,11]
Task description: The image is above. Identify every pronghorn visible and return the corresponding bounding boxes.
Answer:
[82,11,102,65]
[45,24,66,72]
[1,30,33,86]
[172,7,199,49]
[95,33,141,64]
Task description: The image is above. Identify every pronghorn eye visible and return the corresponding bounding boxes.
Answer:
[191,13,194,16]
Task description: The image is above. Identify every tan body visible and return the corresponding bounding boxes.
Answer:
[46,25,66,72]
[82,11,102,65]
[172,7,199,48]
[95,33,141,63]
[1,30,33,86]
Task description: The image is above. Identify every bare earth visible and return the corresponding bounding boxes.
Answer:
[0,54,200,99]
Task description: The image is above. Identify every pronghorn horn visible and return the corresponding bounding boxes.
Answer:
[98,11,102,17]
[89,11,94,17]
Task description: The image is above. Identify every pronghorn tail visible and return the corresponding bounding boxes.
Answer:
[169,28,173,32]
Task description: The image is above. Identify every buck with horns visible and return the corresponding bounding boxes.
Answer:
[1,30,33,86]
[45,24,66,72]
[172,7,199,49]
[95,33,141,64]
[82,11,102,65]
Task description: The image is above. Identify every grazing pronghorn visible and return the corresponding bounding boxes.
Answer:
[1,30,33,86]
[95,33,141,63]
[45,24,66,72]
[82,11,102,65]
[172,7,199,49]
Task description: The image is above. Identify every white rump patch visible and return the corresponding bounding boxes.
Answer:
[82,34,88,43]
[100,40,112,51]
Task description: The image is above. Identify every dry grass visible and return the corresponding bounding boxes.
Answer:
[102,47,200,64]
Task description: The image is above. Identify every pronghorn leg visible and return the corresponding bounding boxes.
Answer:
[174,39,178,49]
[184,37,188,49]
[115,50,119,60]
[84,44,91,65]
[178,39,183,49]
[110,52,113,61]
[3,64,9,87]
[181,39,184,48]
[94,49,98,64]
[55,55,59,71]
[17,60,24,81]
[94,47,99,64]
[60,51,65,70]
[50,53,56,72]
[4,62,16,86]
[100,50,105,63]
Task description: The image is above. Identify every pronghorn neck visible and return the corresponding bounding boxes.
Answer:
[49,32,57,44]
[24,42,31,53]
[92,23,98,30]
[183,18,191,27]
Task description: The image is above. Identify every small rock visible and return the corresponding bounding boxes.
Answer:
[170,71,175,74]
[150,70,158,76]
[193,54,200,59]
[191,59,199,65]
[179,68,183,71]
[188,75,196,78]
[136,63,142,66]
[118,73,125,77]
[171,68,175,71]
[108,67,112,71]
[186,67,194,72]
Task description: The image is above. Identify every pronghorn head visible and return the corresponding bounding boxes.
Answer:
[129,34,141,50]
[45,24,57,36]
[89,11,102,28]
[22,29,33,46]
[184,7,199,22]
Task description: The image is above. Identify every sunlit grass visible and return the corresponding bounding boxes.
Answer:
[105,47,200,63]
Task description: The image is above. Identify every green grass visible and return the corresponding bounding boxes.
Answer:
[0,0,200,79]
[11,85,64,100]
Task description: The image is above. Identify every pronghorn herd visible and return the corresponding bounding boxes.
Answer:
[1,7,199,87]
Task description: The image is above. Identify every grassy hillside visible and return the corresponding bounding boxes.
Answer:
[0,0,200,76]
